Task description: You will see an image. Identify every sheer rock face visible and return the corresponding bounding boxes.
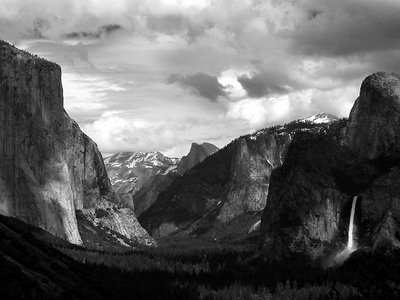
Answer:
[345,72,400,160]
[139,121,334,239]
[177,143,219,175]
[0,41,154,246]
[140,132,291,239]
[259,130,349,259]
[218,134,290,223]
[260,72,400,259]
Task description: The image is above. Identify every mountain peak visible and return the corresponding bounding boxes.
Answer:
[177,142,219,175]
[345,71,400,159]
[361,72,400,95]
[105,151,179,169]
[299,112,339,124]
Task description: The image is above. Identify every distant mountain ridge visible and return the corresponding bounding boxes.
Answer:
[104,144,218,217]
[139,113,339,240]
[105,151,180,195]
[104,151,180,216]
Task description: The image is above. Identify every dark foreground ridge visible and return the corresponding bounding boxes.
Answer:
[1,214,400,299]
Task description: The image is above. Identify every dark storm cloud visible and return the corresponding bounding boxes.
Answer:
[166,73,227,102]
[237,72,290,98]
[65,24,122,39]
[289,0,400,57]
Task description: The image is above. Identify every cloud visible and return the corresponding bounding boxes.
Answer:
[82,113,181,154]
[82,110,238,157]
[145,14,212,42]
[166,72,227,101]
[3,0,400,157]
[226,85,357,130]
[237,72,290,98]
[288,0,400,57]
[65,24,122,39]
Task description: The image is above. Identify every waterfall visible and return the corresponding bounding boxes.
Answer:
[347,196,358,250]
[328,196,359,267]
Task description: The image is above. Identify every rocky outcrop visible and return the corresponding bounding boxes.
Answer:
[259,127,350,259]
[80,199,156,246]
[344,72,400,250]
[0,40,153,246]
[260,72,400,260]
[177,142,219,175]
[139,116,337,239]
[344,72,400,160]
[218,133,290,223]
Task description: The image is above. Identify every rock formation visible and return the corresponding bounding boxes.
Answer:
[104,145,218,218]
[0,40,155,246]
[260,72,400,259]
[177,142,219,175]
[218,133,290,223]
[345,72,400,250]
[344,72,400,160]
[259,125,350,259]
[139,115,338,239]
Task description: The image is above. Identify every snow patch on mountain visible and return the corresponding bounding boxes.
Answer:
[299,113,339,124]
[104,151,180,198]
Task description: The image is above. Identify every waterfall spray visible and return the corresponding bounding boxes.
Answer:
[347,196,358,250]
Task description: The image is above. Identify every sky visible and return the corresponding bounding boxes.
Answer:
[2,0,400,157]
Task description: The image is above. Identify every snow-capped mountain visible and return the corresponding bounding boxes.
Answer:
[104,152,180,198]
[104,144,219,217]
[298,112,339,124]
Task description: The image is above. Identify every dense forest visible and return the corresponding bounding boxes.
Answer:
[52,236,399,299]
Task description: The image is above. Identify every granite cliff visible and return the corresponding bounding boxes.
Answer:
[344,72,400,251]
[344,72,400,160]
[259,72,400,259]
[177,142,219,175]
[139,115,338,239]
[0,40,155,246]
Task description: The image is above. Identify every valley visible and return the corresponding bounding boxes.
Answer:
[1,40,400,299]
[2,214,397,299]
